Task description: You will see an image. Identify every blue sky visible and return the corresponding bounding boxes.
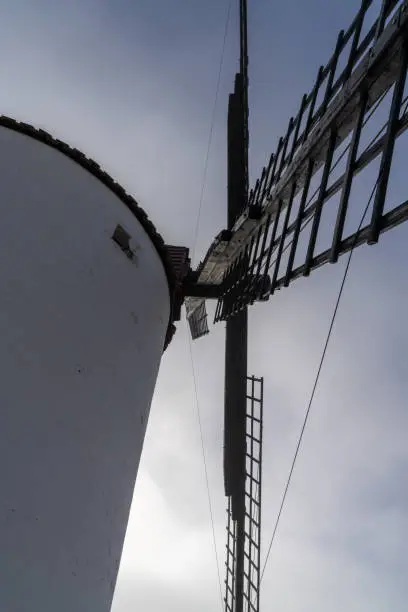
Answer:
[1,0,407,610]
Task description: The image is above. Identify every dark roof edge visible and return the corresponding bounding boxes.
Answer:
[0,115,177,350]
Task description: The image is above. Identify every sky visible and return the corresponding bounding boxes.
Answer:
[1,0,408,610]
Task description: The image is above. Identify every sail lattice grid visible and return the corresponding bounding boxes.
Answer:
[214,0,408,322]
[224,376,263,612]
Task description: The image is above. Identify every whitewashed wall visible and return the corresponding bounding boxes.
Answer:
[0,126,170,612]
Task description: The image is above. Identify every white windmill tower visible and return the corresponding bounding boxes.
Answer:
[0,117,188,611]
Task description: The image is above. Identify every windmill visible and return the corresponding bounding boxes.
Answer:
[0,1,408,611]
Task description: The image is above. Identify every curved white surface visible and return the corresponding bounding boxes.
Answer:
[0,126,170,612]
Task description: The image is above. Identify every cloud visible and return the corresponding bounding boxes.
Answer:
[114,470,217,586]
[112,575,218,612]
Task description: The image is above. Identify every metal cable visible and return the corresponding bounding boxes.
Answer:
[191,0,233,265]
[188,3,233,608]
[188,332,224,611]
[260,176,380,586]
